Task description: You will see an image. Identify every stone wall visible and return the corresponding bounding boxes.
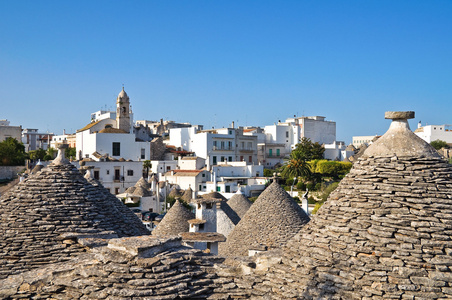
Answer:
[0,166,25,180]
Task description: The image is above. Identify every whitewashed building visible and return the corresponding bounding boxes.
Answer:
[73,160,144,195]
[0,120,22,142]
[75,88,151,161]
[414,122,452,144]
[169,126,258,169]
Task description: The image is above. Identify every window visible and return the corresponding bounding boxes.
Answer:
[114,169,120,181]
[269,149,273,157]
[221,156,225,162]
[127,170,134,176]
[221,141,225,149]
[213,156,217,165]
[199,185,202,191]
[241,142,245,149]
[229,130,232,135]
[225,186,230,193]
[228,141,232,149]
[276,149,280,156]
[202,173,205,177]
[216,186,221,192]
[228,156,232,162]
[106,170,110,175]
[199,223,205,231]
[166,166,171,171]
[213,141,217,149]
[141,148,145,159]
[94,170,99,180]
[286,131,289,138]
[206,203,213,209]
[249,156,252,163]
[112,142,120,156]
[240,156,244,161]
[115,187,120,194]
[207,242,211,250]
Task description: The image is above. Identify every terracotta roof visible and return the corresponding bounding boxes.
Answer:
[77,120,102,132]
[98,127,128,134]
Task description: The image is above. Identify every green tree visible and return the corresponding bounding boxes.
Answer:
[142,160,152,178]
[431,140,449,150]
[43,147,57,161]
[293,137,325,161]
[281,150,312,180]
[66,147,76,160]
[263,168,274,177]
[28,148,46,161]
[0,138,26,166]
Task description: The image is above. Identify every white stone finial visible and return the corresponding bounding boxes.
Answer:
[51,144,70,165]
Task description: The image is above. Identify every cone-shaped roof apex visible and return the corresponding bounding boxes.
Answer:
[219,181,310,256]
[0,162,149,279]
[152,200,194,237]
[227,192,252,219]
[364,111,440,158]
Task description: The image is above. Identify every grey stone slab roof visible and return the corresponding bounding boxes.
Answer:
[168,187,182,198]
[135,177,151,190]
[180,232,226,242]
[181,187,193,202]
[152,200,195,237]
[227,192,252,218]
[219,181,310,257]
[0,160,149,279]
[0,236,224,299]
[260,111,452,299]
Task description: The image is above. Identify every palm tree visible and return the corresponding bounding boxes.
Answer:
[281,150,312,191]
[142,160,152,179]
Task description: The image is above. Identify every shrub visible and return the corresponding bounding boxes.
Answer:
[296,181,306,190]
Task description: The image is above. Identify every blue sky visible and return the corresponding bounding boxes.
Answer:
[1,1,451,143]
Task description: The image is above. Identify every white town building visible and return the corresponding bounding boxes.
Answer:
[76,88,151,161]
[169,126,258,169]
[414,122,452,144]
[0,120,22,142]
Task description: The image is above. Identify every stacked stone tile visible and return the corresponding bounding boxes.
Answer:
[227,190,252,218]
[264,111,452,299]
[0,149,149,279]
[182,187,193,203]
[219,181,310,256]
[0,236,223,299]
[152,200,195,237]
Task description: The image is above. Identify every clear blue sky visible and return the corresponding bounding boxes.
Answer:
[1,1,451,143]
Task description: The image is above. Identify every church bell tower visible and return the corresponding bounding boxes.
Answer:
[116,87,131,133]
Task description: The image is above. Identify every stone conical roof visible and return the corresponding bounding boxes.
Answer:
[0,151,149,279]
[227,190,252,218]
[152,200,194,237]
[201,191,227,201]
[168,187,181,198]
[181,187,193,203]
[271,111,452,299]
[219,181,310,256]
[132,185,150,197]
[135,177,151,190]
